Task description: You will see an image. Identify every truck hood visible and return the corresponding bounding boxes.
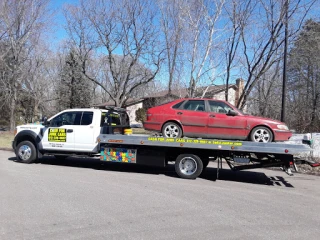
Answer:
[17,124,45,134]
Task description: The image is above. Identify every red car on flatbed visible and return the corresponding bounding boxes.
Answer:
[143,98,292,143]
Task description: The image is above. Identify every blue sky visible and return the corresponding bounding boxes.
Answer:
[48,0,79,47]
[45,0,319,87]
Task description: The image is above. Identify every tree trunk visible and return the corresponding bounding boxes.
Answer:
[9,88,17,131]
[33,100,40,122]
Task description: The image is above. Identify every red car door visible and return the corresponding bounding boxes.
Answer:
[178,100,209,138]
[207,100,248,140]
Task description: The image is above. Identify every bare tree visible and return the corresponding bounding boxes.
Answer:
[71,0,164,107]
[223,0,253,102]
[158,0,184,95]
[0,0,49,130]
[236,0,316,111]
[287,19,320,132]
[179,0,225,97]
[21,43,56,121]
[63,3,97,103]
[249,61,282,118]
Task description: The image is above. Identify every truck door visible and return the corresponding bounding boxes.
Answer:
[42,111,82,151]
[73,111,96,152]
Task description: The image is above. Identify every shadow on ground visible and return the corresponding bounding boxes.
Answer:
[200,167,293,187]
[8,156,294,187]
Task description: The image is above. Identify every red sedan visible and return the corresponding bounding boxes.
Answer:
[143,98,292,142]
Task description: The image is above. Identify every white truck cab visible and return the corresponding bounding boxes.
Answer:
[12,107,130,163]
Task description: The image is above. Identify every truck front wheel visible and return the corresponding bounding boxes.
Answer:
[16,140,37,164]
[175,154,203,179]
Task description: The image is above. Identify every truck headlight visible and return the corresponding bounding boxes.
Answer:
[277,125,289,130]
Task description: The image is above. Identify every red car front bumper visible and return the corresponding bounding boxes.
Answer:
[273,130,292,141]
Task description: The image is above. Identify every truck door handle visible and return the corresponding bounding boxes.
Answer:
[67,129,73,133]
[177,112,183,115]
[209,115,215,117]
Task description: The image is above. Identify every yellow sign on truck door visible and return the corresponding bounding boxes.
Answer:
[48,128,67,142]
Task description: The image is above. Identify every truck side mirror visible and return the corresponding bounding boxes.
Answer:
[42,117,49,126]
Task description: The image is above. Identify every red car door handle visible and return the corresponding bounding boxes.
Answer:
[177,112,183,115]
[209,114,215,117]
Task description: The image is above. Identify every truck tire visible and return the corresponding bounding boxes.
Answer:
[175,154,203,179]
[15,140,37,164]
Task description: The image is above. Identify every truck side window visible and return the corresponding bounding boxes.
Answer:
[100,112,107,127]
[50,112,82,127]
[122,113,130,126]
[109,113,121,126]
[80,112,93,125]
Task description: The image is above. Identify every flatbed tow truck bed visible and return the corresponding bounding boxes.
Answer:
[98,134,311,179]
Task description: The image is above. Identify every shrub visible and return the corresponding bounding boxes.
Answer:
[135,108,146,123]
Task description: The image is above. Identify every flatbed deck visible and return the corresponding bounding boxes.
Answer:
[98,134,312,179]
[98,134,310,154]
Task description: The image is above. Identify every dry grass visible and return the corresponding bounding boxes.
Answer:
[296,163,320,176]
[0,131,14,149]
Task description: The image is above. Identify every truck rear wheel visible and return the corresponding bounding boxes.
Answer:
[16,140,37,164]
[175,154,203,179]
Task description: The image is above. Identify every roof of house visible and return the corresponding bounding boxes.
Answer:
[92,98,144,108]
[144,84,238,99]
[93,84,238,107]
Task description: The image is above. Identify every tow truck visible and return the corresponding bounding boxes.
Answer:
[12,107,311,180]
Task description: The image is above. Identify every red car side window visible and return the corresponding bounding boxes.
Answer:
[172,101,185,109]
[182,100,205,111]
[209,101,233,114]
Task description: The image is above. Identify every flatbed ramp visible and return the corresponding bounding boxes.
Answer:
[98,134,311,179]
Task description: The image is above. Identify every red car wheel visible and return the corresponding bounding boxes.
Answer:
[250,126,273,143]
[162,122,182,138]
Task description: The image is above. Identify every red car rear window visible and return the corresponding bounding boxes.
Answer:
[172,100,184,109]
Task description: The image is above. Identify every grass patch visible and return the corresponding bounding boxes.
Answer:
[0,131,14,149]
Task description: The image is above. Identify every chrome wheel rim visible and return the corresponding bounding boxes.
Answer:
[164,124,180,138]
[253,129,271,143]
[179,157,197,176]
[18,145,32,161]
